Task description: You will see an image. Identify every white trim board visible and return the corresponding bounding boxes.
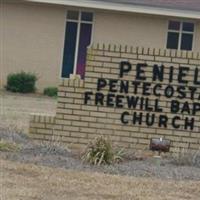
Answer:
[26,0,200,19]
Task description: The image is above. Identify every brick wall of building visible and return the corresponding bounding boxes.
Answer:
[30,44,200,151]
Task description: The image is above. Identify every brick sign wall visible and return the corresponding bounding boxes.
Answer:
[30,44,200,151]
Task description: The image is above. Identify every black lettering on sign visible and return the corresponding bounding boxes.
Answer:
[95,92,104,106]
[142,82,151,96]
[84,92,93,104]
[132,81,141,94]
[116,95,124,108]
[159,115,168,128]
[169,66,174,83]
[172,116,181,129]
[184,118,194,130]
[178,66,189,84]
[132,112,143,125]
[126,96,139,109]
[181,102,190,114]
[188,86,197,100]
[177,86,186,99]
[136,63,147,80]
[83,60,200,131]
[155,99,163,112]
[165,85,174,98]
[193,103,200,115]
[140,97,145,110]
[109,79,118,92]
[107,93,115,107]
[171,100,180,113]
[153,84,162,97]
[120,81,129,93]
[194,67,200,85]
[146,113,155,126]
[119,61,132,78]
[121,111,129,124]
[144,98,153,111]
[97,78,107,91]
[152,64,164,82]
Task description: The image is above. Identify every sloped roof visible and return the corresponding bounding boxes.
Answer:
[27,0,200,19]
[93,0,200,12]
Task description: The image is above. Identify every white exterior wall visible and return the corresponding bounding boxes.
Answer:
[1,2,66,91]
[94,11,167,49]
[1,2,199,91]
[93,11,200,52]
[195,22,200,52]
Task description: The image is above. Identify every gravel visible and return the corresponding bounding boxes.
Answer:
[1,127,200,181]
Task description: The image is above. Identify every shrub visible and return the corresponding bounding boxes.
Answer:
[81,136,124,165]
[6,71,37,93]
[43,87,58,97]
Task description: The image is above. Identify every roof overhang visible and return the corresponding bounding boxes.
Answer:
[26,0,200,19]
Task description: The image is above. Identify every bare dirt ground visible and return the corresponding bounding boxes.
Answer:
[1,91,200,200]
[1,159,200,200]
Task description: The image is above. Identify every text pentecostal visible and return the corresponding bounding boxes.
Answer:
[84,62,200,131]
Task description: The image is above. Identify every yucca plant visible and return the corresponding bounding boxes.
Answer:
[81,136,124,165]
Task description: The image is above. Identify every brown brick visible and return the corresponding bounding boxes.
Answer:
[31,123,46,129]
[138,55,154,61]
[70,132,88,138]
[29,45,200,153]
[63,126,79,132]
[155,56,171,62]
[90,111,106,118]
[172,58,188,64]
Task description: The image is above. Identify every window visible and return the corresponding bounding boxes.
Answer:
[62,11,93,78]
[166,21,194,51]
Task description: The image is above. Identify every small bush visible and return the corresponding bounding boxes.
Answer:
[81,136,124,165]
[6,71,37,93]
[43,87,58,97]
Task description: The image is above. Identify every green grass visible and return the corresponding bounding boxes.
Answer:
[0,141,20,152]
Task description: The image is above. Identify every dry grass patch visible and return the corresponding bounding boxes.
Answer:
[1,159,200,200]
[171,148,200,167]
[0,91,56,132]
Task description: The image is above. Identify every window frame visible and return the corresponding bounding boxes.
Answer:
[61,9,95,78]
[166,20,196,51]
